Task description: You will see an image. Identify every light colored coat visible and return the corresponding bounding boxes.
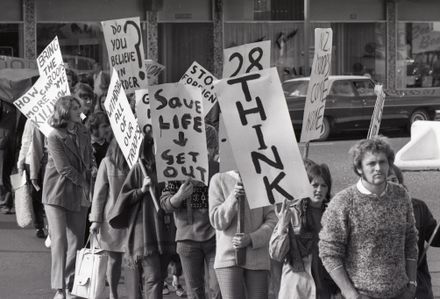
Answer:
[42,125,93,212]
[89,157,128,252]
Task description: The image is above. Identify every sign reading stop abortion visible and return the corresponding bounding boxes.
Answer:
[149,83,209,185]
[215,68,313,209]
[105,69,142,169]
[102,17,148,93]
[180,61,218,116]
[300,28,333,143]
[14,36,70,136]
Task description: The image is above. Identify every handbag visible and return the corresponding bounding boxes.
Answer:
[71,235,108,299]
[11,171,33,228]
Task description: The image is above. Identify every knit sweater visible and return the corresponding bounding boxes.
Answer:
[318,182,418,298]
[208,171,277,270]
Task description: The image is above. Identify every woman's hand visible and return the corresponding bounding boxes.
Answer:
[276,199,292,233]
[90,222,101,234]
[141,176,152,193]
[232,233,251,249]
[176,178,193,200]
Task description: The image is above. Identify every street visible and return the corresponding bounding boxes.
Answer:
[0,135,440,298]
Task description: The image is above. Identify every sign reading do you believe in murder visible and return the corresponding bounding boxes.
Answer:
[102,17,148,93]
[215,68,313,209]
[149,83,209,185]
[300,28,333,143]
[104,69,142,169]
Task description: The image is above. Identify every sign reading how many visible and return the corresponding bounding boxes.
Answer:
[215,68,313,209]
[149,83,209,185]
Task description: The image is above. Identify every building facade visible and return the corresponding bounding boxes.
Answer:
[2,0,440,96]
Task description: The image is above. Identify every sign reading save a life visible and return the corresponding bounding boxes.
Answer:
[14,36,70,137]
[104,69,142,169]
[300,28,333,143]
[102,17,148,94]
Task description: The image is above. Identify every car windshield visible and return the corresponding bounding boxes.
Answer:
[282,80,308,97]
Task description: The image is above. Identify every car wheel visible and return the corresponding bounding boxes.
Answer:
[409,109,430,127]
[318,117,331,141]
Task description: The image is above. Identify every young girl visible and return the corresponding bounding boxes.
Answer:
[269,163,338,299]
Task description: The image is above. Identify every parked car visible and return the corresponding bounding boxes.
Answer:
[283,75,440,140]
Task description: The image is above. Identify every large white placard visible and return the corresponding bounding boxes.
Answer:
[14,36,70,136]
[300,28,333,143]
[102,17,148,93]
[180,61,218,117]
[135,88,152,136]
[149,83,209,185]
[104,69,142,169]
[215,67,313,209]
[367,85,386,139]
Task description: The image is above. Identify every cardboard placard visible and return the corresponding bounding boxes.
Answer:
[135,88,152,136]
[102,17,148,93]
[145,59,165,85]
[149,83,209,185]
[215,68,313,209]
[104,69,142,169]
[300,28,333,143]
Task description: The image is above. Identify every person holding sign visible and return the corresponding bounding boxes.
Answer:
[208,170,277,299]
[109,135,176,299]
[89,139,130,299]
[319,137,418,299]
[269,162,339,299]
[160,124,221,299]
[42,96,94,299]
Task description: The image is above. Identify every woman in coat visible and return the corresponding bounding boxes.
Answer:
[269,162,338,299]
[208,170,277,299]
[42,95,93,299]
[89,139,129,299]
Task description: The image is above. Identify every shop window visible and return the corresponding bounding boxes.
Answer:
[224,0,303,21]
[397,22,440,89]
[37,23,105,84]
[0,24,20,57]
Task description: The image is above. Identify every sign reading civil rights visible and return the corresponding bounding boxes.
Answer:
[149,83,209,185]
[104,69,142,169]
[145,59,165,85]
[14,36,70,136]
[215,67,313,209]
[367,85,386,139]
[180,61,218,117]
[220,40,271,172]
[135,88,152,136]
[223,40,271,78]
[102,17,148,93]
[300,28,333,143]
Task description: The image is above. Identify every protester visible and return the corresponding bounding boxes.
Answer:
[17,119,46,238]
[66,69,78,93]
[269,162,338,299]
[160,124,222,299]
[109,135,176,299]
[73,82,95,119]
[388,165,440,299]
[89,139,129,299]
[42,96,93,299]
[319,137,418,299]
[88,111,111,166]
[208,169,277,299]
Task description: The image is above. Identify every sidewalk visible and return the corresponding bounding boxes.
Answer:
[0,212,184,299]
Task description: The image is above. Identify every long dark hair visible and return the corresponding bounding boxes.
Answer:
[106,139,129,171]
[49,95,81,128]
[307,163,332,204]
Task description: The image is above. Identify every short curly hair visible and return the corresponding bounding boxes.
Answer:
[349,136,395,177]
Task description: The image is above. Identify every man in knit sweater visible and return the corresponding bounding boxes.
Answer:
[319,137,418,299]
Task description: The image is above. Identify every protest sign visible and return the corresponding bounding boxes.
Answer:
[220,40,271,172]
[367,85,386,139]
[223,40,271,78]
[300,28,333,143]
[102,17,148,93]
[180,61,218,116]
[215,67,313,209]
[218,117,237,172]
[14,37,70,137]
[135,88,152,136]
[104,69,142,169]
[145,59,165,85]
[149,83,209,185]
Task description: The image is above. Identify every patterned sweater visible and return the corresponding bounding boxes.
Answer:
[318,182,418,298]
